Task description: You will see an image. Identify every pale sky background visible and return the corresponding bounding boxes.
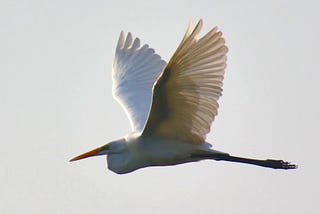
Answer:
[1,1,319,213]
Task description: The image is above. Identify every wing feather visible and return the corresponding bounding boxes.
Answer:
[142,20,228,144]
[113,32,166,132]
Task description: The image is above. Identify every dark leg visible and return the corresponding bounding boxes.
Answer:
[192,153,297,170]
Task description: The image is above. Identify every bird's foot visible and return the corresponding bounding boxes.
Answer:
[265,159,298,170]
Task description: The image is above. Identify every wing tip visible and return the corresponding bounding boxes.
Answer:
[116,31,125,51]
[123,32,133,49]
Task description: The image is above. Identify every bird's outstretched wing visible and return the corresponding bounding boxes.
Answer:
[113,32,166,132]
[142,20,228,144]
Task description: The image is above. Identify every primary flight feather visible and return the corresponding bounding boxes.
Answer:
[70,20,297,174]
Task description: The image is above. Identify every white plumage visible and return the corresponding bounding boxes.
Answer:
[113,31,166,132]
[70,20,297,174]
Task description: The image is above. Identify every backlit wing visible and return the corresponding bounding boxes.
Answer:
[113,32,166,132]
[142,20,228,144]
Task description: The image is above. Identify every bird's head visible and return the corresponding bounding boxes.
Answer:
[69,139,127,162]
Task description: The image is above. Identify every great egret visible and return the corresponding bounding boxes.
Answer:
[70,20,297,174]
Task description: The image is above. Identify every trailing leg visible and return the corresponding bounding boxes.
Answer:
[191,152,297,170]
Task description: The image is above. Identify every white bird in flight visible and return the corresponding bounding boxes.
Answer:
[70,20,297,174]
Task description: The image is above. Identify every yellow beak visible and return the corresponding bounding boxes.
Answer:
[69,145,109,162]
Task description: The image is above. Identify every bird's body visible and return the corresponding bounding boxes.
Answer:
[105,133,216,174]
[70,20,297,174]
